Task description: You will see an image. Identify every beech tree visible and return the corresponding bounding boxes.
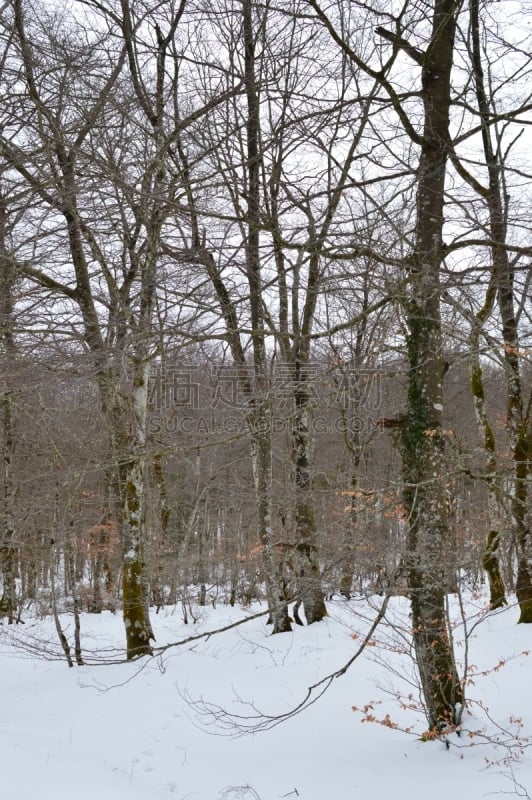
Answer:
[428,0,532,612]
[396,0,464,729]
[1,0,156,656]
[306,0,465,728]
[0,173,18,621]
[0,0,529,719]
[462,0,531,619]
[162,0,295,632]
[164,0,393,626]
[0,0,235,656]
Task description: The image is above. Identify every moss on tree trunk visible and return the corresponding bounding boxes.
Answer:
[121,469,154,659]
[123,555,154,658]
[394,0,463,731]
[483,530,507,610]
[292,389,327,624]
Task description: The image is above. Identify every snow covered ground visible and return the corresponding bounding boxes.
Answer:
[1,592,531,800]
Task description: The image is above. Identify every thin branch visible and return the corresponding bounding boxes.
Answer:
[184,593,390,736]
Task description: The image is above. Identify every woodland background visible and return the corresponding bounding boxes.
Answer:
[0,0,530,731]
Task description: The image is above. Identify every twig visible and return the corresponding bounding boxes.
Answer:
[184,593,390,735]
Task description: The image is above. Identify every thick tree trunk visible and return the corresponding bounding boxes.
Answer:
[118,366,154,658]
[483,531,507,610]
[103,365,154,659]
[120,456,154,658]
[403,323,463,729]
[292,373,326,623]
[399,0,463,730]
[514,429,532,623]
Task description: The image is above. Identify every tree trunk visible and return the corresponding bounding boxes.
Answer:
[250,401,292,633]
[292,372,327,623]
[399,0,463,730]
[243,0,292,633]
[0,388,16,621]
[514,429,532,623]
[469,313,507,609]
[0,191,17,623]
[113,365,155,659]
[120,460,154,658]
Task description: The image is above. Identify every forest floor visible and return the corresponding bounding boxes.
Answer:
[1,590,531,799]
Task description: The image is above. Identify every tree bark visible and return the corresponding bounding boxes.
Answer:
[398,0,464,730]
[0,187,17,623]
[468,282,507,609]
[104,364,155,658]
[291,370,327,622]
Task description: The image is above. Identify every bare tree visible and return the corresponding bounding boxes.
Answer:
[0,175,18,621]
[307,0,464,729]
[0,0,235,655]
[460,0,531,619]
